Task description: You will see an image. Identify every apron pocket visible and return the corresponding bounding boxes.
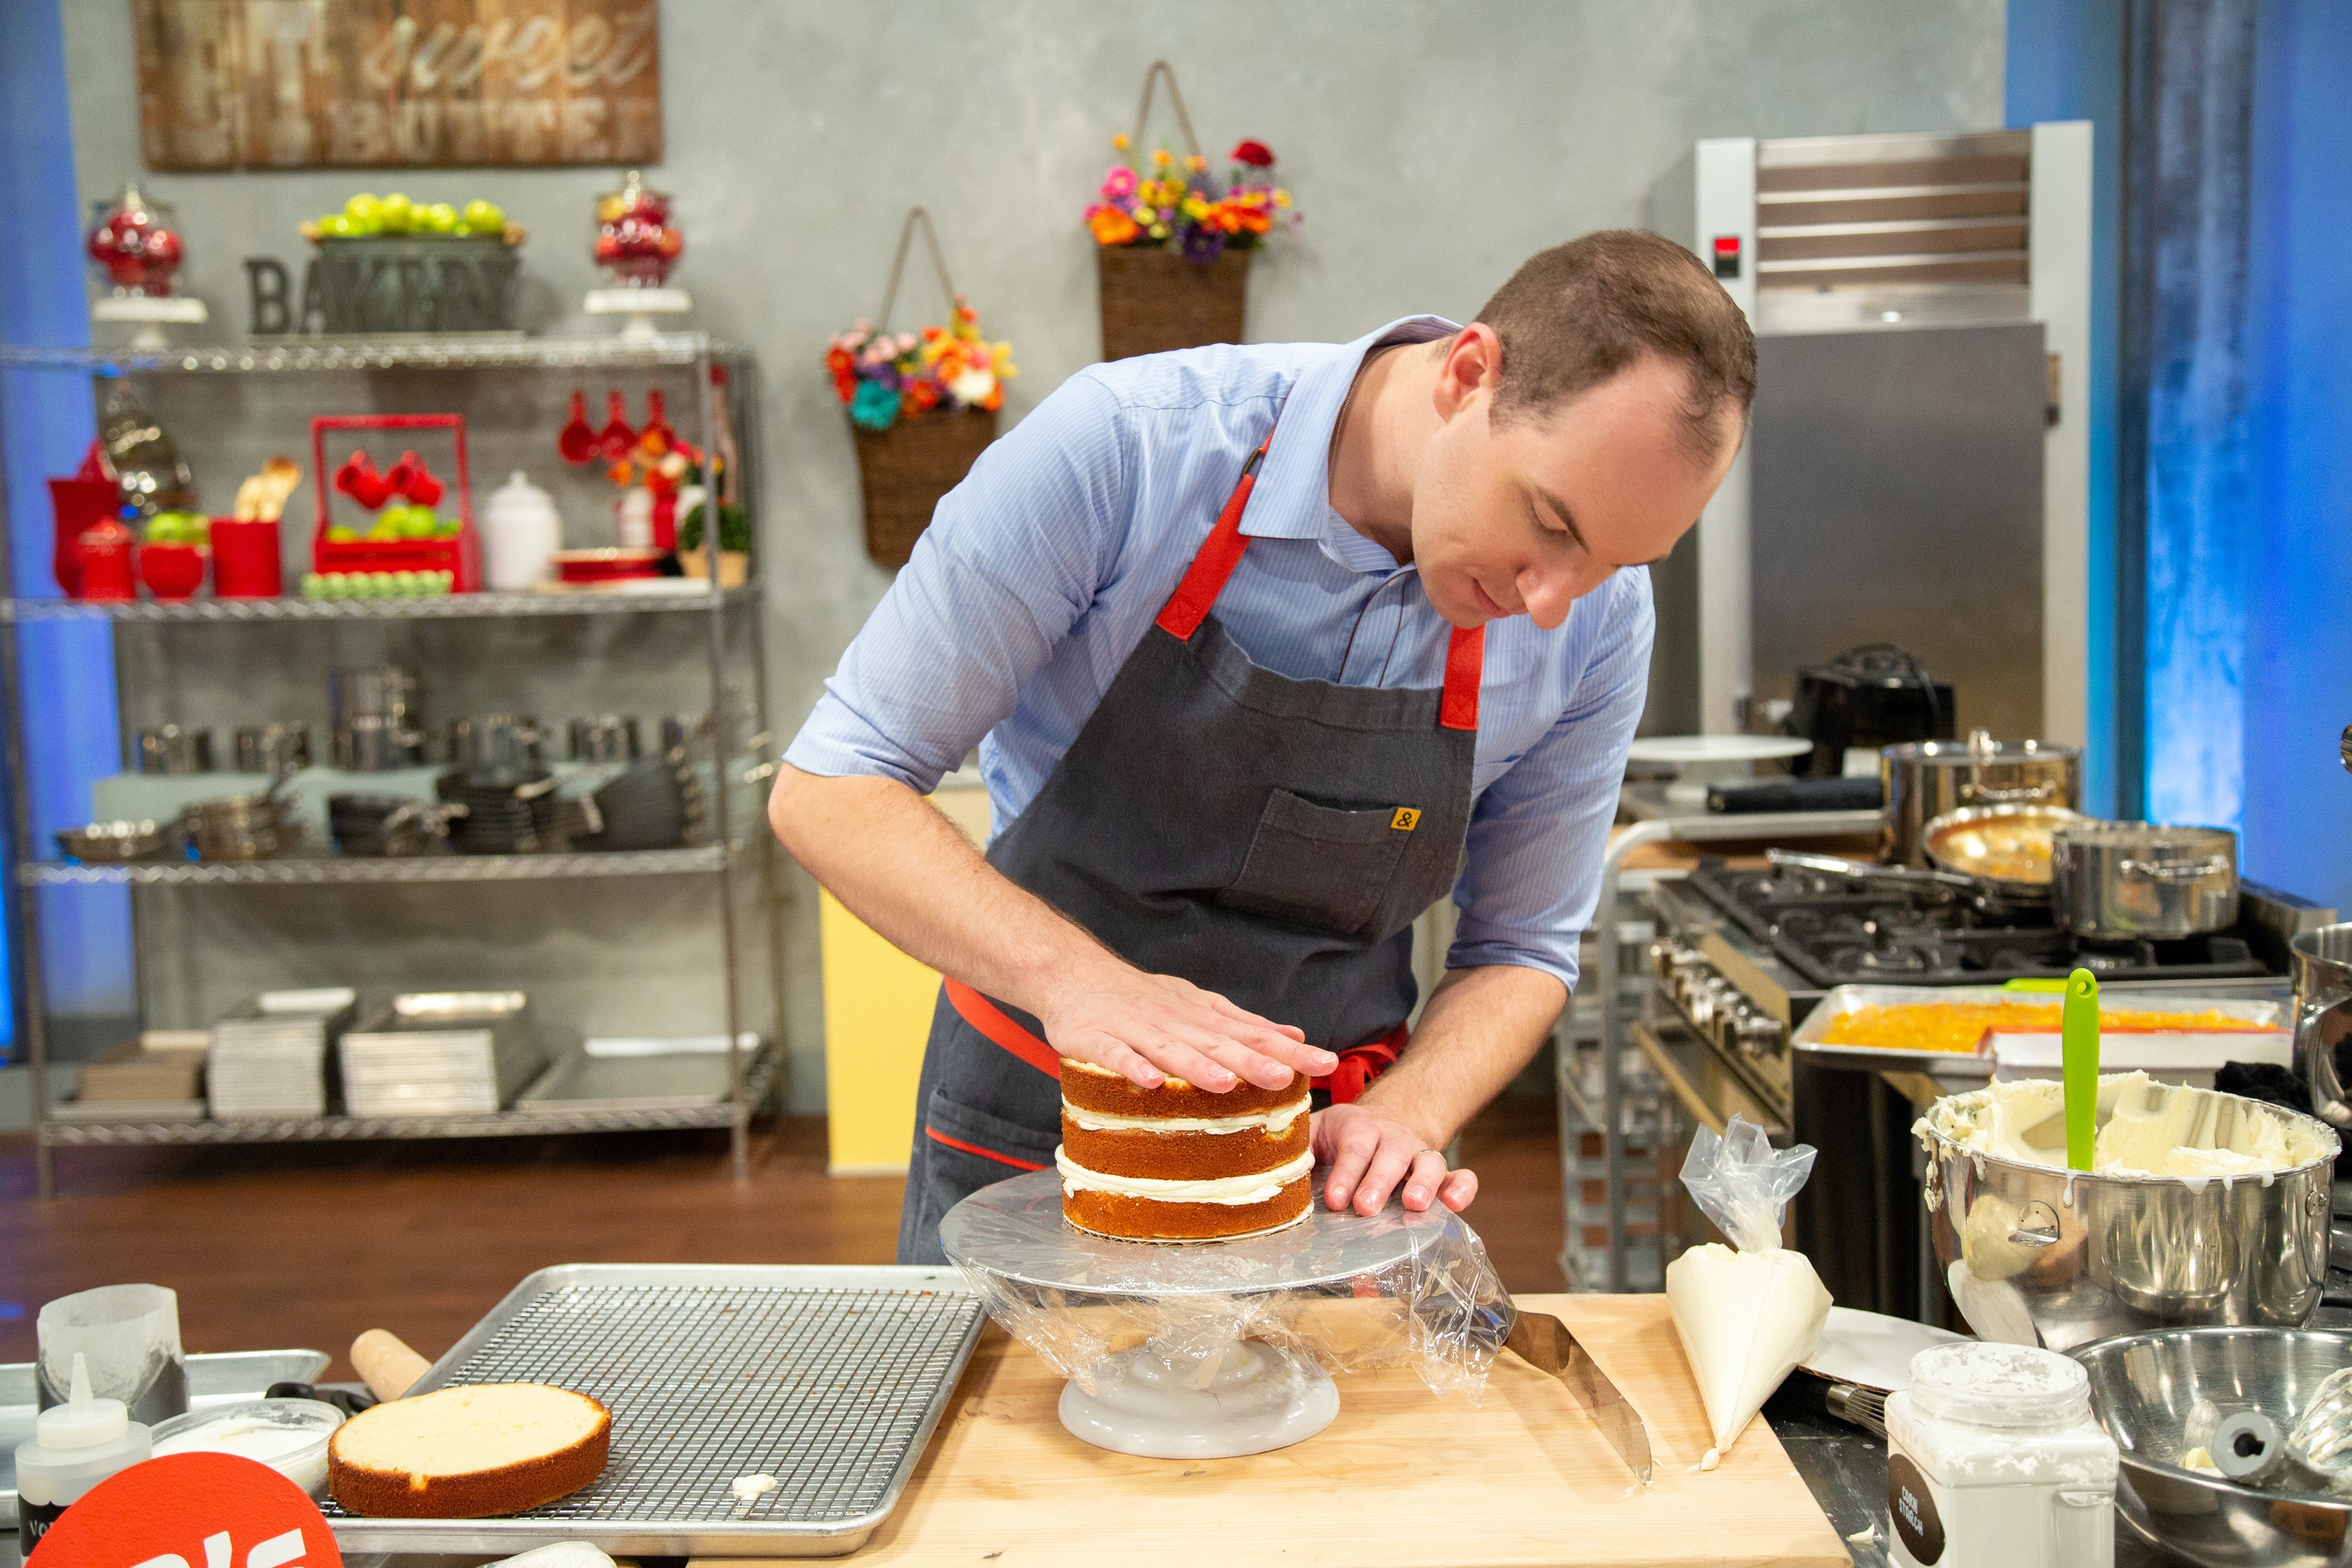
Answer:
[924,1089,1060,1177]
[1213,787,1415,938]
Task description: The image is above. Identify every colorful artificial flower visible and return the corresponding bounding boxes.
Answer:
[1081,134,1300,261]
[825,295,1017,434]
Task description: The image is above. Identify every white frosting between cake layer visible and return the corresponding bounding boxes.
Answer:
[1055,1146,1315,1205]
[1060,1096,1308,1135]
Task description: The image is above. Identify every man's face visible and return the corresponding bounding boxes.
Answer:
[1410,333,1740,631]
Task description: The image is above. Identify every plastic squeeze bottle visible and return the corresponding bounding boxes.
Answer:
[15,1351,152,1555]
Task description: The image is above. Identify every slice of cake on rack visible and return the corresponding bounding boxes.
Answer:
[1057,1058,1315,1241]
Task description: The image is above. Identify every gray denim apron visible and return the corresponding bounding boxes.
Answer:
[896,425,1486,1264]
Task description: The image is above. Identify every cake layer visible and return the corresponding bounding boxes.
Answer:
[328,1382,610,1519]
[1061,1112,1311,1181]
[1065,1174,1314,1240]
[1057,1144,1313,1200]
[1061,1056,1306,1119]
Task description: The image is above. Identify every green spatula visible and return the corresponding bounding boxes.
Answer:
[2063,966,2100,1171]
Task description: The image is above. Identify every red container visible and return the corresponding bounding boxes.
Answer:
[553,547,664,584]
[48,478,119,596]
[139,542,206,599]
[76,521,138,601]
[210,518,284,598]
[311,413,483,591]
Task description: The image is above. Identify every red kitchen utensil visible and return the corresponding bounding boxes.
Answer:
[597,389,636,461]
[139,540,205,599]
[642,388,678,451]
[211,517,283,598]
[47,476,118,595]
[335,450,396,510]
[385,449,445,507]
[558,390,598,464]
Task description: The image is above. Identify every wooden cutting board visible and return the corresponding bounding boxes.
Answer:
[696,1293,1848,1567]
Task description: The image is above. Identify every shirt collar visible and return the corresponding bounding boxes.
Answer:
[1240,315,1462,568]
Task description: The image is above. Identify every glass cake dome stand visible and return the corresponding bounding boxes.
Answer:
[940,1166,1491,1460]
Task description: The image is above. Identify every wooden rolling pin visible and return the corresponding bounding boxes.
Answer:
[351,1328,431,1401]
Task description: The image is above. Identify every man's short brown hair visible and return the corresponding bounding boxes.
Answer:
[1473,229,1756,464]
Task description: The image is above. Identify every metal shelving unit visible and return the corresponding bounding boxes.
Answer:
[0,334,783,1194]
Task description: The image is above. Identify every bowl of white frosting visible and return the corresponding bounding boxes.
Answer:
[1916,1073,2339,1352]
[148,1396,344,1495]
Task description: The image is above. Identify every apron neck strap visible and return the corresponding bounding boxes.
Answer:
[1154,432,1272,639]
[1153,424,1488,733]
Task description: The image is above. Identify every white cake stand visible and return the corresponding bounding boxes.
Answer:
[940,1167,1463,1460]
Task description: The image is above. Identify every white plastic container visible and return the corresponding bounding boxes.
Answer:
[14,1351,152,1555]
[149,1396,344,1496]
[483,470,563,590]
[1884,1342,2118,1568]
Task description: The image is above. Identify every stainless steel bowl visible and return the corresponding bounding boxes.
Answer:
[2078,1327,2352,1566]
[1918,1083,2338,1352]
[54,820,175,863]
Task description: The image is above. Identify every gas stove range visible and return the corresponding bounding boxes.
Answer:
[1686,860,2277,990]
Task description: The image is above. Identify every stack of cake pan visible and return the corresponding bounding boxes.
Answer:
[339,992,543,1117]
[208,988,358,1119]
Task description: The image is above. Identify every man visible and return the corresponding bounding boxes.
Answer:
[773,229,1755,1265]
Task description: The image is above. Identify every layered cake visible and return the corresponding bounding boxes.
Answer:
[1058,1058,1315,1240]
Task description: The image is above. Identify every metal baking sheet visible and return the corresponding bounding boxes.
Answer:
[325,1264,985,1557]
[1,1348,328,1526]
[1792,983,2289,1079]
[515,1051,733,1114]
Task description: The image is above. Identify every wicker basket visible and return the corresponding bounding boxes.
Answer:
[855,407,997,568]
[1098,246,1252,362]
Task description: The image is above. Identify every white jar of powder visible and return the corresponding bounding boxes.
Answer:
[1884,1342,2118,1568]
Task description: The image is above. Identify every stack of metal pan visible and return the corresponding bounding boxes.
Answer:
[436,769,564,855]
[339,992,543,1117]
[208,989,358,1119]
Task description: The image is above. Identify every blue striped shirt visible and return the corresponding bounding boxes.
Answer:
[785,317,1653,991]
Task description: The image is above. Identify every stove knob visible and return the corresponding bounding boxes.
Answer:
[1648,940,1678,978]
[1737,1012,1787,1055]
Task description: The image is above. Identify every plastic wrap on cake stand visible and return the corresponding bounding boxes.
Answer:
[940,1166,1510,1459]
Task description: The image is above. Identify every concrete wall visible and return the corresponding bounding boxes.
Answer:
[56,0,2004,1110]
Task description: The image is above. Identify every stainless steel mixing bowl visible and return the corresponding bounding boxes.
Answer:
[2078,1328,2352,1567]
[1918,1084,2339,1351]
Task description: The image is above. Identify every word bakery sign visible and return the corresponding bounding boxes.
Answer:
[131,0,661,169]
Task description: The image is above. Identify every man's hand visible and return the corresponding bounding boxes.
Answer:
[1312,1101,1478,1217]
[1041,960,1335,1092]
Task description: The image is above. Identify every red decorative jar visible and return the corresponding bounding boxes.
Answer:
[48,477,119,596]
[75,521,138,601]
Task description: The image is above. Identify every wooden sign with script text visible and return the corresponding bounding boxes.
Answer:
[131,0,661,169]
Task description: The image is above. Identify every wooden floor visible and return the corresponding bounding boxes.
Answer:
[0,1096,1564,1378]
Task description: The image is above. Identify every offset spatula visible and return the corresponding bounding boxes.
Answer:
[1504,1304,1654,1485]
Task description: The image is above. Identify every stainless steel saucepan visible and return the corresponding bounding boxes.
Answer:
[1882,729,2081,867]
[2051,821,2240,940]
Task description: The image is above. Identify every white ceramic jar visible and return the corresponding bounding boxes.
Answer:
[1884,1342,2118,1568]
[483,470,562,590]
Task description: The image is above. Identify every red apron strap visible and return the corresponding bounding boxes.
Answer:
[923,1125,1047,1172]
[1311,1020,1408,1105]
[944,977,1061,1078]
[1440,625,1485,732]
[1154,433,1274,639]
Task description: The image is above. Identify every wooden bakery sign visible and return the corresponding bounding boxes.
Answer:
[131,0,661,169]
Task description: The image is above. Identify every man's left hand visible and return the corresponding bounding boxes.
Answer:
[1311,1102,1478,1217]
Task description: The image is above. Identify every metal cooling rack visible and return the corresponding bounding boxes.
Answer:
[327,1265,985,1557]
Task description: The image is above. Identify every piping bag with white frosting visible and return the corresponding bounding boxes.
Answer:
[1665,1117,1834,1456]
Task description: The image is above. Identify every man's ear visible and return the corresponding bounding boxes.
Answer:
[1432,323,1503,421]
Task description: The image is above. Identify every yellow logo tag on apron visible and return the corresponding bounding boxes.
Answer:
[1390,808,1421,831]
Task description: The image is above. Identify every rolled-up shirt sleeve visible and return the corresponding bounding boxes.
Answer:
[783,374,1132,794]
[1446,568,1654,992]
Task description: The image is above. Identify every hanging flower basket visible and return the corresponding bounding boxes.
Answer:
[828,207,1017,568]
[1083,61,1297,362]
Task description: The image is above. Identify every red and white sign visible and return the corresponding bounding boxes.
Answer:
[26,1452,339,1568]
